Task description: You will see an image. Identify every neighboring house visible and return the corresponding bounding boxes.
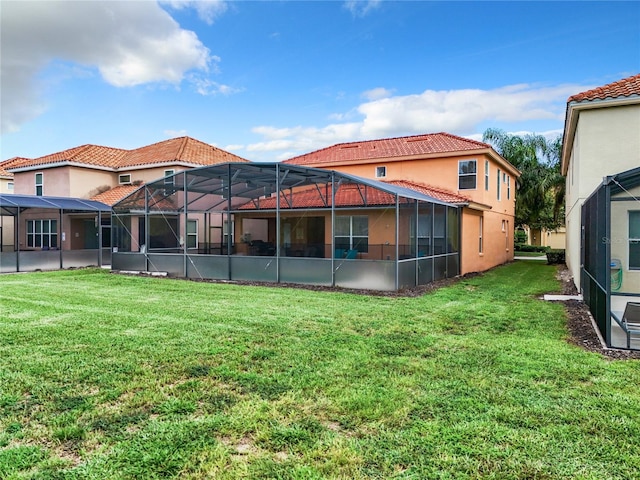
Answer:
[561,73,640,290]
[561,73,640,350]
[0,164,14,193]
[0,137,248,271]
[519,226,566,250]
[283,132,520,275]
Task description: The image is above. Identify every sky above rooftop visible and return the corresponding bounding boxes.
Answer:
[1,0,639,162]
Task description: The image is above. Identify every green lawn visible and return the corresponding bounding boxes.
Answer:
[1,262,639,479]
[514,251,547,257]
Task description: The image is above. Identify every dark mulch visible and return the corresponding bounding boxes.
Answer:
[554,265,640,360]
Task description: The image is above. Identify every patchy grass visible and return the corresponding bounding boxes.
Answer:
[1,262,639,479]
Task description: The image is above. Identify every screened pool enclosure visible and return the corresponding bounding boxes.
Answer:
[112,163,462,291]
[581,166,640,350]
[0,194,111,273]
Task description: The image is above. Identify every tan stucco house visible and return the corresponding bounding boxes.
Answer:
[561,73,640,290]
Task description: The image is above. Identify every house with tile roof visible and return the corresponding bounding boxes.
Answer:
[283,132,520,275]
[561,73,640,292]
[560,73,640,350]
[0,137,248,267]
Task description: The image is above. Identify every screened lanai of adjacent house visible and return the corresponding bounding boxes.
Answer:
[111,162,464,291]
[582,166,640,350]
[0,194,111,273]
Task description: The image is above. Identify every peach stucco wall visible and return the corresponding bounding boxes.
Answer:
[12,165,188,199]
[311,154,517,274]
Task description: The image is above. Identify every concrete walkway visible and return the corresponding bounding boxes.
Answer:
[514,255,547,261]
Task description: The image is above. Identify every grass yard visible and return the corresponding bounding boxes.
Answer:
[1,262,640,479]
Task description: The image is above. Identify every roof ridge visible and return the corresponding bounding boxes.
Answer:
[176,137,189,160]
[568,73,640,102]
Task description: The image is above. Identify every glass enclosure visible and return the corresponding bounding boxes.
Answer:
[112,163,461,291]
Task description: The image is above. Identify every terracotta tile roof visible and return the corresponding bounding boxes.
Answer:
[90,185,140,206]
[0,157,28,176]
[239,179,466,210]
[383,180,469,204]
[118,137,249,168]
[4,137,249,171]
[568,73,640,103]
[283,132,491,166]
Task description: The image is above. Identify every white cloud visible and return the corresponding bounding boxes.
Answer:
[164,129,189,137]
[245,83,587,161]
[361,87,394,101]
[0,0,216,133]
[343,1,382,17]
[161,0,228,25]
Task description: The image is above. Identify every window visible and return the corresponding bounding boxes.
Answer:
[484,160,489,191]
[335,215,368,253]
[119,174,131,185]
[27,219,58,248]
[458,160,477,190]
[630,211,640,270]
[479,216,483,253]
[497,169,501,200]
[375,166,387,178]
[35,172,43,196]
[501,219,506,232]
[187,219,198,249]
[164,169,175,185]
[7,182,13,191]
[223,219,234,244]
[507,175,511,200]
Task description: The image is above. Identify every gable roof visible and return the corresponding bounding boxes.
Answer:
[283,132,493,166]
[4,137,249,172]
[568,73,640,103]
[561,73,640,175]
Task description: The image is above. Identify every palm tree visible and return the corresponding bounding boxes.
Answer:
[483,128,565,230]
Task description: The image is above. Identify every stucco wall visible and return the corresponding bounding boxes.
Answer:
[565,103,640,289]
[314,155,516,273]
[610,184,640,294]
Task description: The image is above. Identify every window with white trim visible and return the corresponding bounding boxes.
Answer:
[119,174,132,185]
[479,216,483,253]
[7,182,14,191]
[497,169,501,200]
[187,219,198,249]
[164,169,175,185]
[507,175,511,200]
[375,166,387,178]
[35,172,43,196]
[27,219,58,248]
[335,215,368,253]
[630,211,640,270]
[458,160,477,190]
[484,160,489,191]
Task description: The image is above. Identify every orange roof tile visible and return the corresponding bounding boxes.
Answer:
[90,185,140,206]
[568,73,640,103]
[239,179,466,210]
[4,137,249,171]
[283,132,491,166]
[383,180,469,204]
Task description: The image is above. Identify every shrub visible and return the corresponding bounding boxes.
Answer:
[515,244,549,253]
[546,249,565,264]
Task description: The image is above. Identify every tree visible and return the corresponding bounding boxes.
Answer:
[482,128,565,231]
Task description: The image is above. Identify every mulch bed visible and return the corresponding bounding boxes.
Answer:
[553,264,640,360]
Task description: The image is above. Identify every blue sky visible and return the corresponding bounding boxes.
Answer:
[1,0,639,162]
